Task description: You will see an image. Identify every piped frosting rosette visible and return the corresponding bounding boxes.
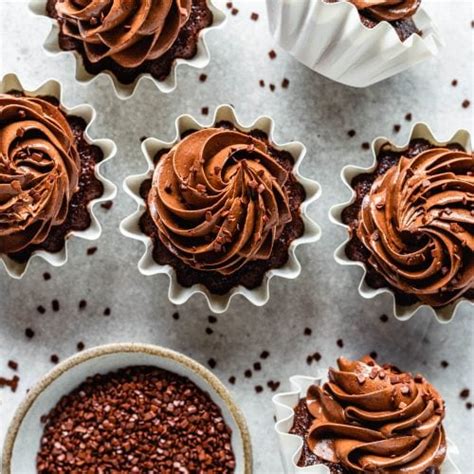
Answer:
[272,358,461,474]
[147,128,293,275]
[0,74,116,278]
[29,0,226,98]
[55,0,192,69]
[330,124,473,322]
[266,0,442,88]
[120,105,321,313]
[0,94,80,254]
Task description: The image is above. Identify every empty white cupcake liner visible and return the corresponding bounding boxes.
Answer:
[28,0,226,99]
[266,0,443,88]
[120,104,322,314]
[329,123,473,323]
[0,73,117,279]
[273,373,461,473]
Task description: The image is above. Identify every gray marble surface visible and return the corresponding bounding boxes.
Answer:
[0,0,473,472]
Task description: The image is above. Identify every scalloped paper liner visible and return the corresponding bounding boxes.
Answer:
[0,73,117,279]
[266,0,443,88]
[329,123,473,322]
[120,104,322,313]
[2,343,252,473]
[28,0,226,99]
[273,373,461,473]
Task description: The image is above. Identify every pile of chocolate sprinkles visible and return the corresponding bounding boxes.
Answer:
[37,366,235,473]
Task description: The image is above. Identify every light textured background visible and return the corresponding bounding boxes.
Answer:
[0,0,473,472]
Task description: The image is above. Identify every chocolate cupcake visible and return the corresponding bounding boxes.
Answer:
[325,0,422,41]
[331,124,473,321]
[273,356,457,474]
[121,105,321,313]
[32,0,225,97]
[266,0,442,88]
[0,74,116,278]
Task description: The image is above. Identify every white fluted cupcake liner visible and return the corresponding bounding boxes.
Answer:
[28,0,226,99]
[120,104,321,313]
[0,73,117,279]
[273,373,461,473]
[329,123,473,322]
[266,0,443,88]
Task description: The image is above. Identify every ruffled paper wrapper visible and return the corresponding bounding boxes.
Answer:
[266,0,443,88]
[28,0,226,99]
[273,373,461,473]
[0,73,117,279]
[329,124,473,322]
[120,105,321,313]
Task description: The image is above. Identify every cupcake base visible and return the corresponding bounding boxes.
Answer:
[46,0,213,85]
[139,122,306,296]
[341,138,473,308]
[325,0,421,41]
[7,95,104,263]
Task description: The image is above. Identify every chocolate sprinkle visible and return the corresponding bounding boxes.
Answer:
[37,305,46,315]
[268,50,277,60]
[304,327,312,336]
[7,360,18,371]
[25,328,35,339]
[52,299,60,312]
[43,272,51,281]
[86,246,97,256]
[336,339,344,348]
[460,388,470,399]
[208,358,217,369]
[260,351,270,359]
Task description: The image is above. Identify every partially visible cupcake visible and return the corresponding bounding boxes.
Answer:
[325,0,422,41]
[341,140,473,310]
[121,105,321,312]
[289,356,447,472]
[266,0,442,88]
[41,0,224,95]
[0,75,116,277]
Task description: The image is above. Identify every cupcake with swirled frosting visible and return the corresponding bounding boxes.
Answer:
[325,0,422,40]
[290,355,447,473]
[139,122,306,295]
[341,139,473,309]
[0,91,104,263]
[46,0,214,85]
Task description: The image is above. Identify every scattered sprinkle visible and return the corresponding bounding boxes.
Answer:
[253,362,261,371]
[404,113,412,121]
[78,300,87,310]
[208,358,217,369]
[25,328,35,339]
[103,307,111,316]
[172,312,180,320]
[205,327,213,335]
[231,7,239,15]
[244,369,252,378]
[393,124,401,133]
[8,360,18,371]
[37,305,46,315]
[255,385,263,393]
[87,246,97,256]
[337,339,344,348]
[201,107,209,116]
[451,79,458,87]
[100,200,113,210]
[52,300,60,312]
[259,79,265,88]
[281,78,290,89]
[228,376,236,385]
[441,360,449,368]
[77,341,85,351]
[380,314,389,323]
[269,84,275,92]
[462,99,471,109]
[43,272,51,281]
[460,388,470,399]
[251,12,259,21]
[347,129,356,138]
[260,351,270,359]
[208,315,217,324]
[268,50,277,60]
[362,142,370,150]
[50,354,59,364]
[199,73,208,82]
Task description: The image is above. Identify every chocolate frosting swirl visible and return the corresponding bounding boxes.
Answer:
[349,0,421,21]
[147,128,293,275]
[356,147,474,307]
[56,0,192,68]
[305,356,447,472]
[0,94,80,254]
